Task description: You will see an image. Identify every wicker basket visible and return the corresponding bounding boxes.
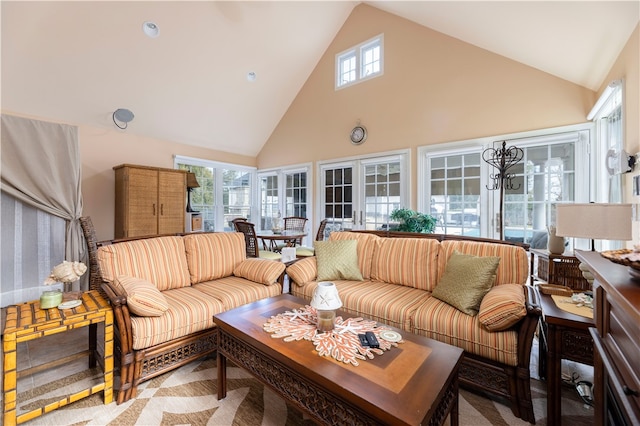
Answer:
[537,283,575,296]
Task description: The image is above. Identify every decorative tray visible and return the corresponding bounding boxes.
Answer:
[537,283,575,296]
[600,249,640,270]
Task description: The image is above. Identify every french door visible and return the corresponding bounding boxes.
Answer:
[319,152,409,232]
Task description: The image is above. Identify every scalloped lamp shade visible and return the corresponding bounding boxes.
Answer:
[310,281,342,310]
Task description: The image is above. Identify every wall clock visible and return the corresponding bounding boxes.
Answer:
[350,125,367,145]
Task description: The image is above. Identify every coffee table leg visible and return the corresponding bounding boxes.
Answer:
[450,395,458,426]
[217,352,227,400]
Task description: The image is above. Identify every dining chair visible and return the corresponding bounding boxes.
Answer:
[233,220,282,261]
[296,219,328,257]
[283,216,308,246]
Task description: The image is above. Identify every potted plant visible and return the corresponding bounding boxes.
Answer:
[389,208,437,233]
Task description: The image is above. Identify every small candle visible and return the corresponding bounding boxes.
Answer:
[317,310,336,332]
[40,290,63,309]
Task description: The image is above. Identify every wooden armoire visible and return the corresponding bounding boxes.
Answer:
[113,164,187,239]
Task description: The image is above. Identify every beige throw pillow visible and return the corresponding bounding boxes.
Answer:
[115,275,169,317]
[314,240,363,281]
[233,258,286,286]
[431,251,500,316]
[478,284,526,331]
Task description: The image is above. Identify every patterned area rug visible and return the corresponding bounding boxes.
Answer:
[15,355,594,425]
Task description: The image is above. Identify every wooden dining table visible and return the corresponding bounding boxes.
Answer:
[256,230,307,252]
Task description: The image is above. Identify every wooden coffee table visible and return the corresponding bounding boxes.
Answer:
[214,294,463,426]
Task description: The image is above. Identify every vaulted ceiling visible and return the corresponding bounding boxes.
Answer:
[2,1,638,156]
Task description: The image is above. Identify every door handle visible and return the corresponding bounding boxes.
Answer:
[153,203,156,216]
[360,211,363,226]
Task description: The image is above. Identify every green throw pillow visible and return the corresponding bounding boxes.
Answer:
[314,240,363,281]
[431,251,500,316]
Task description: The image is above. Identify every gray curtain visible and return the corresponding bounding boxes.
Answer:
[1,114,85,284]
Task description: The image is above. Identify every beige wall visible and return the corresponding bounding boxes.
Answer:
[79,126,255,240]
[257,4,596,208]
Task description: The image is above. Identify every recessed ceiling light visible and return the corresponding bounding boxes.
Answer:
[143,21,159,38]
[247,72,257,82]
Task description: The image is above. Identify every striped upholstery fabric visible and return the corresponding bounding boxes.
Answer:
[412,297,519,366]
[114,276,169,317]
[370,238,440,291]
[233,258,285,286]
[183,232,246,284]
[129,286,225,350]
[97,236,191,291]
[478,283,527,331]
[291,279,431,331]
[286,257,317,286]
[328,232,381,279]
[438,241,529,286]
[194,276,282,310]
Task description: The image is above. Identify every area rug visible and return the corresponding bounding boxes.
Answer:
[15,356,594,425]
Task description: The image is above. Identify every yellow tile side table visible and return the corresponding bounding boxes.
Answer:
[2,290,113,426]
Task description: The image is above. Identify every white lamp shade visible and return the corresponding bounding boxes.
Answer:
[556,203,632,240]
[310,281,342,310]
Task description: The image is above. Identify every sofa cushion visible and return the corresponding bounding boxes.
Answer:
[478,284,526,331]
[314,240,363,281]
[291,280,431,331]
[439,240,529,285]
[412,297,519,366]
[114,275,169,317]
[431,251,500,316]
[233,258,285,285]
[97,236,191,291]
[328,231,381,279]
[194,276,283,310]
[129,286,224,350]
[370,237,440,291]
[183,232,246,283]
[286,257,317,285]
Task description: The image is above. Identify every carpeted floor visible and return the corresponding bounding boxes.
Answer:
[13,355,594,425]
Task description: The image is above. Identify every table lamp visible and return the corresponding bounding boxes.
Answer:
[556,203,633,285]
[310,281,342,332]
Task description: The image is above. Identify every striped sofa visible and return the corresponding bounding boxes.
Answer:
[286,231,541,424]
[96,232,286,404]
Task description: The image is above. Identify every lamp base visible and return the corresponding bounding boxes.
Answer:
[316,310,336,332]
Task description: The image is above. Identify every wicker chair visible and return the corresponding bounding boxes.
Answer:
[79,216,107,298]
[233,220,282,261]
[283,216,308,246]
[296,219,328,257]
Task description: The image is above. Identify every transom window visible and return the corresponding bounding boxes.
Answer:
[336,34,384,89]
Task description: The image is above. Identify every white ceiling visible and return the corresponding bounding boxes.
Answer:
[2,1,638,157]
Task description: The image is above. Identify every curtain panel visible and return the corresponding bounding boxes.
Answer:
[1,114,85,294]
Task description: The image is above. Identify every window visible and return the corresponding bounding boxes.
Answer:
[257,165,311,238]
[336,34,383,89]
[175,156,256,232]
[320,151,409,232]
[419,125,592,247]
[589,80,624,204]
[429,150,482,237]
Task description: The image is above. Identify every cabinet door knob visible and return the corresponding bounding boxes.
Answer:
[623,385,639,397]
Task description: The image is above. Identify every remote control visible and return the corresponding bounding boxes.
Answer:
[358,333,369,347]
[365,331,379,348]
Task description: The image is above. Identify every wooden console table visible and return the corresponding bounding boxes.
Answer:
[576,250,639,426]
[2,290,113,425]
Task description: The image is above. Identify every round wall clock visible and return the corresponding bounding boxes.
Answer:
[350,125,367,145]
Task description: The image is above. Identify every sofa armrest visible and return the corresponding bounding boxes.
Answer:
[285,256,317,286]
[101,282,136,374]
[516,285,542,369]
